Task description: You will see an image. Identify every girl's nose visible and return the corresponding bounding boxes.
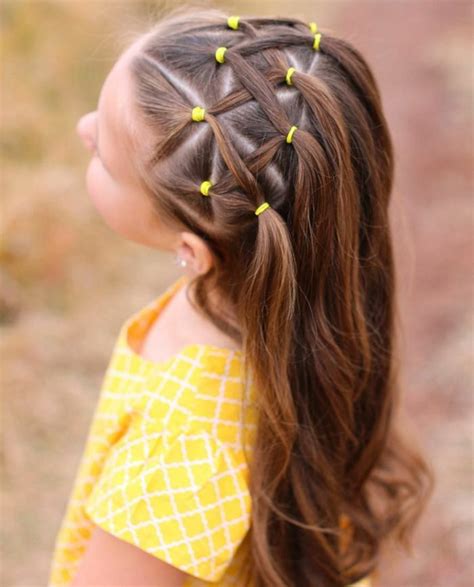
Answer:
[76,111,97,153]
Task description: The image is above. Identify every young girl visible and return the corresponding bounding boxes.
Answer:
[48,7,431,587]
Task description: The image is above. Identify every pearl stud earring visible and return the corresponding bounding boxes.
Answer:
[174,254,187,268]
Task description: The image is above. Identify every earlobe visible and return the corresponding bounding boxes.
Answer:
[178,232,214,275]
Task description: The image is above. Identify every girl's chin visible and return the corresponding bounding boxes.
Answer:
[92,209,155,247]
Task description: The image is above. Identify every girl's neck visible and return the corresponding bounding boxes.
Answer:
[178,278,241,351]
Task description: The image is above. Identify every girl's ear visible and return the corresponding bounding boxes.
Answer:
[76,111,98,153]
[176,232,214,275]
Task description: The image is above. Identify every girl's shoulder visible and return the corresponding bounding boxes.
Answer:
[91,277,257,465]
[83,345,255,584]
[99,277,257,447]
[138,343,257,453]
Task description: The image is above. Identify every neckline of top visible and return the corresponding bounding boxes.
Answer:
[120,274,243,369]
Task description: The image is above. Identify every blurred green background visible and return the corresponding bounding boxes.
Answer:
[1,1,472,585]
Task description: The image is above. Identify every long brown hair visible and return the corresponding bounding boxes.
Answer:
[124,6,433,586]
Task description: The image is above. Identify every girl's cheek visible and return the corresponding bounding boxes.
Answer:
[83,160,161,246]
[84,160,139,241]
[85,159,121,230]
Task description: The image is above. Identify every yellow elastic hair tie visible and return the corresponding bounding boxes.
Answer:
[255,202,270,216]
[191,106,206,122]
[227,15,240,30]
[309,21,318,34]
[215,47,227,64]
[286,125,298,144]
[286,67,296,85]
[313,33,322,51]
[200,181,212,196]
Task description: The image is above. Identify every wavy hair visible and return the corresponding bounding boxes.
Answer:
[123,6,433,586]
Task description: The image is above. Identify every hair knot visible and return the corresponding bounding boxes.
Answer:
[286,125,298,144]
[227,15,240,30]
[255,202,271,216]
[200,180,212,196]
[285,67,296,86]
[215,47,227,64]
[191,106,206,122]
[313,33,322,51]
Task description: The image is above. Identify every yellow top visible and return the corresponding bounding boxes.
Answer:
[48,275,372,587]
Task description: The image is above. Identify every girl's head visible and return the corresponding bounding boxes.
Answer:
[76,26,223,275]
[78,7,432,586]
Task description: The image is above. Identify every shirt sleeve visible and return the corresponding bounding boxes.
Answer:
[83,415,252,583]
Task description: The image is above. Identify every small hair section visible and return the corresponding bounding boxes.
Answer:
[215,47,228,64]
[255,201,271,216]
[313,33,322,51]
[200,180,212,196]
[286,125,298,144]
[285,67,296,86]
[191,106,206,122]
[227,15,240,30]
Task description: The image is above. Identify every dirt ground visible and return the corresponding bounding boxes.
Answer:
[1,1,472,585]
